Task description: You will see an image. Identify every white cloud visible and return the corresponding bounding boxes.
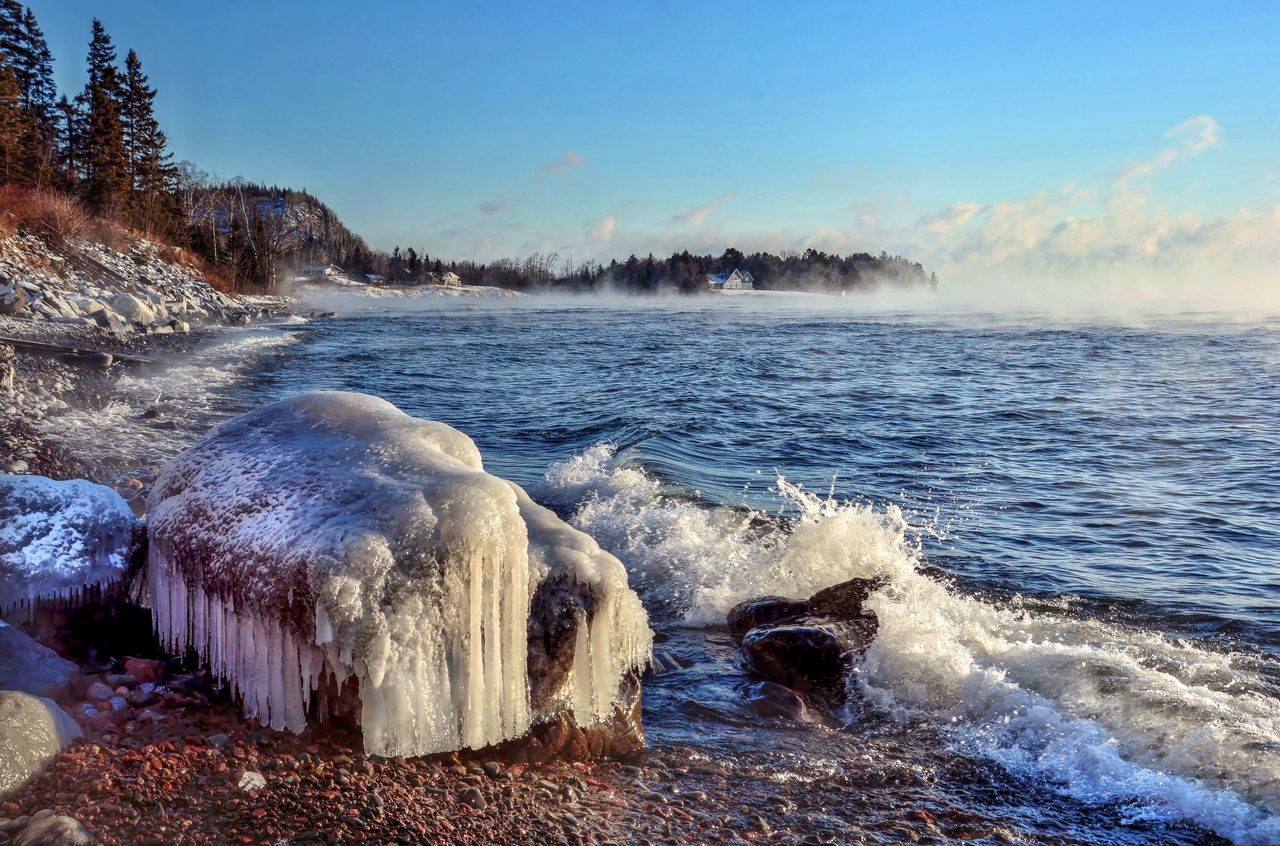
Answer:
[1115,114,1222,188]
[670,191,734,226]
[537,152,587,178]
[588,214,616,243]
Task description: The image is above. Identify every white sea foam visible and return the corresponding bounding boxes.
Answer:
[540,444,1280,844]
[36,326,301,474]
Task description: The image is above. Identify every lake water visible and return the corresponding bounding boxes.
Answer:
[44,291,1280,844]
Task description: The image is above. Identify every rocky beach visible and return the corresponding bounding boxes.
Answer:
[0,232,1064,846]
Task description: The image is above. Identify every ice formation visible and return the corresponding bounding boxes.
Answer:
[0,475,138,620]
[145,391,651,757]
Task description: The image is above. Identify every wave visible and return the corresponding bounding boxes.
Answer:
[538,444,1280,844]
[38,325,302,478]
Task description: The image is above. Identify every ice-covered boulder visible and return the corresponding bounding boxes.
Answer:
[146,392,651,758]
[0,476,140,619]
[0,691,83,798]
[0,621,80,701]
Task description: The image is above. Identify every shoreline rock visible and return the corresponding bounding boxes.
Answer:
[145,391,652,758]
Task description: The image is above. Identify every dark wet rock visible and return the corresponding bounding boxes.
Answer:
[459,787,487,810]
[807,577,888,619]
[741,618,876,695]
[731,576,885,714]
[0,625,80,702]
[740,681,811,721]
[726,597,808,639]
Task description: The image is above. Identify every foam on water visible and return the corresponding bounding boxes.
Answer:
[37,325,302,476]
[540,444,1280,844]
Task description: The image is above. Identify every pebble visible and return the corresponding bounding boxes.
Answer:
[237,770,266,791]
[459,787,487,810]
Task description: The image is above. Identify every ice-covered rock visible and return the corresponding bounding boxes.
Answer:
[0,475,140,619]
[0,621,80,701]
[0,690,83,798]
[146,392,651,757]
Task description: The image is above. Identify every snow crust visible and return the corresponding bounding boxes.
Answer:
[146,391,651,756]
[0,475,137,619]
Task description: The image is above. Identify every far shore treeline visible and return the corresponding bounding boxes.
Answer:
[0,3,934,295]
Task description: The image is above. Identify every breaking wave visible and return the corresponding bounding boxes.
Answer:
[539,443,1280,844]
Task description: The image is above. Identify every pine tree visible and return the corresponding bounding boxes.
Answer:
[0,57,29,184]
[0,3,57,186]
[81,19,127,211]
[122,48,174,231]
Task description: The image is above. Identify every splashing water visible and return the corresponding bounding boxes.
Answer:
[542,444,1280,843]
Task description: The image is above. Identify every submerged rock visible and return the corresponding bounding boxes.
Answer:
[0,622,80,701]
[0,475,139,620]
[0,691,83,798]
[145,391,652,758]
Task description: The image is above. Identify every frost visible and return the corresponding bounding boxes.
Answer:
[0,475,137,620]
[145,392,651,757]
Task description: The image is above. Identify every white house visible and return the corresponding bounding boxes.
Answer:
[706,268,755,290]
[300,263,343,277]
[428,271,463,286]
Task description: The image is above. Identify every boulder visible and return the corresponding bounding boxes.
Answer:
[0,622,80,701]
[0,476,139,620]
[726,596,807,639]
[807,576,889,619]
[0,691,83,798]
[0,279,26,315]
[741,618,877,696]
[145,391,652,758]
[730,575,887,711]
[109,292,156,326]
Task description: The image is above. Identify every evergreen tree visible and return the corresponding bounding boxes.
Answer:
[81,19,127,211]
[122,48,174,230]
[0,3,56,186]
[0,57,30,184]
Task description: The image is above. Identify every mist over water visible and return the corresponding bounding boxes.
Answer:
[47,291,1280,843]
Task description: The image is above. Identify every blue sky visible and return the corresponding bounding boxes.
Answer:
[27,1,1280,279]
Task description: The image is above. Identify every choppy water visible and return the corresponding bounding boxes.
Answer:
[44,292,1280,844]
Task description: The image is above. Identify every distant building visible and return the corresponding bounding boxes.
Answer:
[365,273,385,283]
[428,271,463,286]
[705,268,754,290]
[300,263,343,277]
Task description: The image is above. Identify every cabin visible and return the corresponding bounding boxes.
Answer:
[428,271,463,286]
[705,268,755,290]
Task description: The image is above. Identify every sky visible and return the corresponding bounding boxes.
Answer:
[27,1,1280,294]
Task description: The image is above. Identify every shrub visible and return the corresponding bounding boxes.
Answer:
[0,186,90,244]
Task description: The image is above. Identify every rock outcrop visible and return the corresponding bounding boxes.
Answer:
[0,233,268,334]
[145,391,652,758]
[0,475,140,620]
[729,576,886,713]
[0,691,83,798]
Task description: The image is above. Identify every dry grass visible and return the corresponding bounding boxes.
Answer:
[0,186,90,243]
